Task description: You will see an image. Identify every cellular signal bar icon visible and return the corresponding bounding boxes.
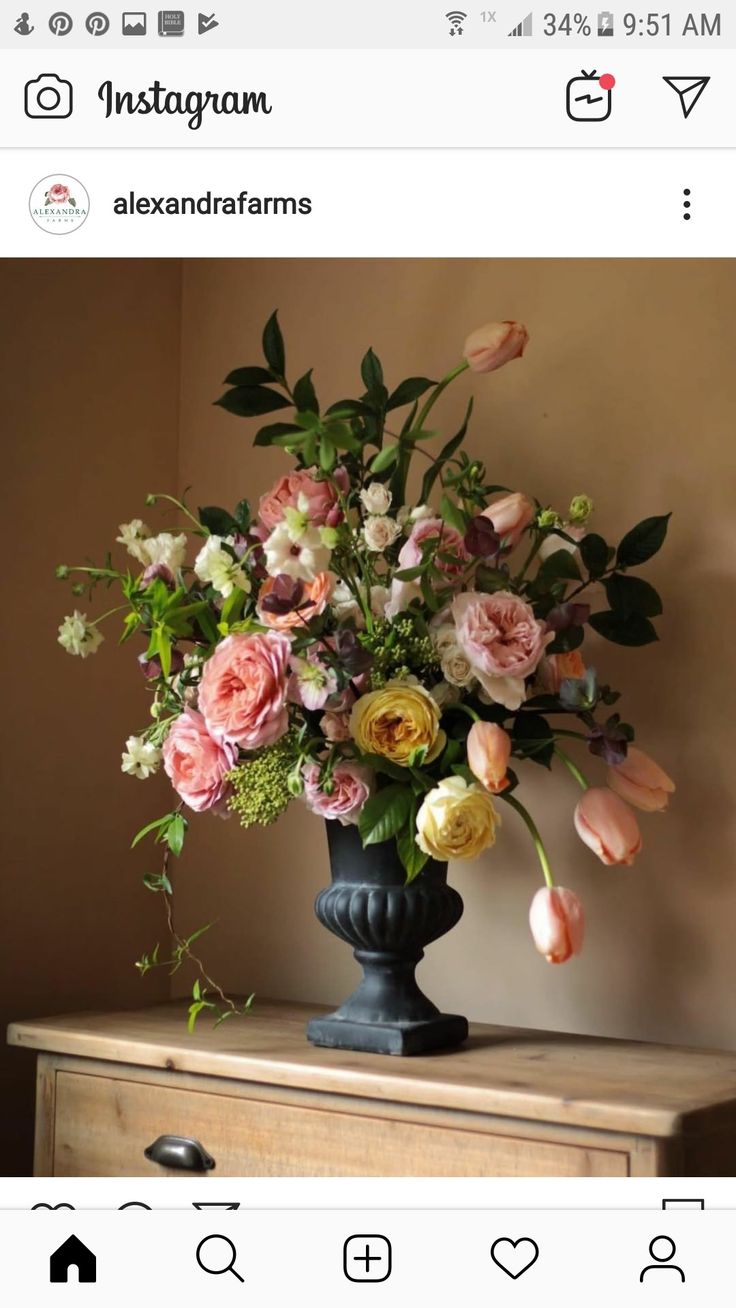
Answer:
[509,12,533,36]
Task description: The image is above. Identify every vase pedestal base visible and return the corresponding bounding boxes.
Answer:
[306,1011,469,1057]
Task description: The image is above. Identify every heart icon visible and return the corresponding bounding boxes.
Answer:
[490,1237,539,1279]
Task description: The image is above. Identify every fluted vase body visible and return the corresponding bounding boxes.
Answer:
[306,822,469,1056]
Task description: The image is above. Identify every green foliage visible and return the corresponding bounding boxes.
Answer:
[227,732,300,828]
[589,611,659,646]
[131,810,188,857]
[616,514,671,569]
[262,310,286,377]
[359,784,413,847]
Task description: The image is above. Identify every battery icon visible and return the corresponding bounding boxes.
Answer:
[597,11,614,35]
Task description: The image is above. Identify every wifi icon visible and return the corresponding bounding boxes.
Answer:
[446,10,467,35]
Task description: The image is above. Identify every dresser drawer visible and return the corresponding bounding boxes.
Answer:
[51,1067,628,1177]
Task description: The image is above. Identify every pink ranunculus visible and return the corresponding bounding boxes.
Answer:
[302,761,374,826]
[48,183,70,204]
[258,468,339,530]
[574,787,643,866]
[482,492,535,549]
[398,516,469,578]
[452,590,553,710]
[608,747,675,813]
[162,709,237,814]
[529,886,585,964]
[198,631,291,750]
[463,321,529,374]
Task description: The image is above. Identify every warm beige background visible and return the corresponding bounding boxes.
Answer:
[0,261,177,1173]
[2,258,735,1174]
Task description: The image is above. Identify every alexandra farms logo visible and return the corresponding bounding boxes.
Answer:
[29,174,89,234]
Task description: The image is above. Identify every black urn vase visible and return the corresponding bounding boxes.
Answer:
[306,822,469,1056]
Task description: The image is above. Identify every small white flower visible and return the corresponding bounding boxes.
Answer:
[441,647,476,689]
[331,580,365,629]
[194,535,250,599]
[397,504,433,530]
[360,482,392,516]
[432,623,459,658]
[116,519,151,564]
[121,735,162,780]
[57,611,104,659]
[141,532,188,573]
[369,584,391,618]
[362,515,402,553]
[264,521,331,582]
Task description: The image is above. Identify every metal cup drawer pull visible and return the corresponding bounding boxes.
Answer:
[144,1134,216,1171]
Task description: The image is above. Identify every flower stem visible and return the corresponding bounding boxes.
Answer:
[413,360,469,433]
[147,493,202,532]
[554,744,590,790]
[500,792,555,888]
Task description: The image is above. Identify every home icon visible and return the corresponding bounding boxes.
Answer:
[49,1235,97,1283]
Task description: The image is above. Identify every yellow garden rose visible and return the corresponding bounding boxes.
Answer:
[416,776,500,861]
[350,679,445,767]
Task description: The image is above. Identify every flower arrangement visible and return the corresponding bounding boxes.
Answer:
[57,314,674,1028]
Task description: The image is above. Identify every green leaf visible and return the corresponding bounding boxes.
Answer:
[546,625,585,654]
[358,753,408,782]
[253,422,303,447]
[293,368,319,415]
[215,386,292,418]
[187,1001,207,1034]
[319,435,336,472]
[220,587,247,626]
[579,532,609,579]
[605,574,663,618]
[359,784,412,847]
[234,498,251,531]
[397,808,429,884]
[361,347,384,394]
[512,713,554,769]
[166,813,187,858]
[325,399,373,418]
[616,514,671,569]
[192,978,201,1001]
[386,377,436,412]
[369,444,399,474]
[439,493,467,534]
[131,814,172,850]
[538,549,581,582]
[224,366,274,387]
[262,311,285,377]
[589,610,659,646]
[198,505,238,536]
[420,399,472,505]
[393,564,427,582]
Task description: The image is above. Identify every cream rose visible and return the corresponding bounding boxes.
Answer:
[360,482,392,516]
[416,776,501,861]
[350,679,445,766]
[363,515,401,553]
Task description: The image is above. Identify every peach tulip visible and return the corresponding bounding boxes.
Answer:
[467,720,511,794]
[574,787,642,866]
[529,886,585,964]
[608,747,675,813]
[463,321,529,374]
[481,492,536,549]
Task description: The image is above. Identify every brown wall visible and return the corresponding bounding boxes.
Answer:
[0,260,180,1173]
[2,258,735,1175]
[175,258,736,1050]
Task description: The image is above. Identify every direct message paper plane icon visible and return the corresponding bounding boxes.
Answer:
[663,76,711,119]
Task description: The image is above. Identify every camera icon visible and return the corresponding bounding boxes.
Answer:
[24,73,74,119]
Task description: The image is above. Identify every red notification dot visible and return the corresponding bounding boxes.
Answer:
[599,74,616,91]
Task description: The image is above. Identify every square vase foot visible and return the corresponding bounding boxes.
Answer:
[306,1012,469,1056]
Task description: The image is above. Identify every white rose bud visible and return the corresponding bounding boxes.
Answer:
[362,515,402,553]
[360,482,392,516]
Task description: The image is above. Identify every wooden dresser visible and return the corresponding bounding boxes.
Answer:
[8,1000,736,1177]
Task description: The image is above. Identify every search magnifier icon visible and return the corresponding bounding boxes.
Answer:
[196,1234,244,1283]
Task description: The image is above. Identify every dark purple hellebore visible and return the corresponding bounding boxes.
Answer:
[260,573,305,616]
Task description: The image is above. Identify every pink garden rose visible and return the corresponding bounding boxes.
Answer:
[463,321,529,374]
[302,760,374,826]
[48,183,70,204]
[258,467,343,530]
[162,709,237,814]
[482,492,535,549]
[452,589,552,710]
[198,631,291,749]
[398,516,469,578]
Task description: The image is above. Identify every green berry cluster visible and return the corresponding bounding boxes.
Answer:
[360,618,440,690]
[227,731,300,829]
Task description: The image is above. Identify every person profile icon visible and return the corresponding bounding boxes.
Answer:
[14,12,34,34]
[639,1236,685,1283]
